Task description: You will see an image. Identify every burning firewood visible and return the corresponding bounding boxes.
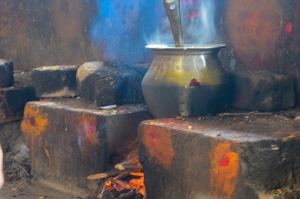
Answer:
[94,171,145,199]
[87,147,146,199]
[114,147,142,171]
[87,171,130,180]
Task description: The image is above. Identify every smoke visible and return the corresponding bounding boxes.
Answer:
[149,0,219,45]
[91,0,161,63]
[90,0,220,62]
[183,0,218,44]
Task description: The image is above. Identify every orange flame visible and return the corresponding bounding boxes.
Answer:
[104,171,146,197]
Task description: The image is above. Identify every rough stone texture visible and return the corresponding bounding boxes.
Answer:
[14,70,38,102]
[14,70,33,87]
[0,70,38,124]
[77,61,145,106]
[139,109,300,199]
[0,121,23,153]
[31,65,79,98]
[0,60,14,87]
[76,61,104,92]
[0,71,37,124]
[0,87,28,124]
[229,71,295,111]
[3,88,27,113]
[21,99,152,196]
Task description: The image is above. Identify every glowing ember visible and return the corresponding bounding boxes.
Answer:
[103,171,146,198]
[88,148,145,198]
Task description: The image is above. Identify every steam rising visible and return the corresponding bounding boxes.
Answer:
[184,0,218,44]
[91,0,220,62]
[150,0,219,45]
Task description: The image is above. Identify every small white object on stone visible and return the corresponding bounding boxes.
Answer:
[100,105,117,110]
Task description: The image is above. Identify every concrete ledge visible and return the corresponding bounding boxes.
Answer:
[21,99,152,196]
[139,111,300,199]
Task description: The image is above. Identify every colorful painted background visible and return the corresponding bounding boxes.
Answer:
[0,0,299,103]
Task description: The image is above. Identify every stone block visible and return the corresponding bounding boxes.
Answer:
[14,70,38,102]
[229,71,295,111]
[21,86,37,102]
[139,113,300,199]
[14,70,33,87]
[21,99,152,196]
[77,61,144,106]
[0,87,28,124]
[0,59,14,87]
[0,84,36,124]
[31,65,79,98]
[3,88,27,113]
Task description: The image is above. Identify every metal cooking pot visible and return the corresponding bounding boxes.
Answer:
[142,44,231,118]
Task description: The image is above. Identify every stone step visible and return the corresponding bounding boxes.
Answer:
[21,99,152,196]
[139,109,300,199]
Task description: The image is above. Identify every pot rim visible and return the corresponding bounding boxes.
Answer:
[146,44,226,50]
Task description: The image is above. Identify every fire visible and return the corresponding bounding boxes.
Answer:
[127,171,145,194]
[103,171,146,197]
[87,147,146,198]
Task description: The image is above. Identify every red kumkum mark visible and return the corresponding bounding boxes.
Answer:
[29,117,36,126]
[182,1,199,6]
[285,22,293,34]
[39,99,49,102]
[87,126,94,135]
[163,119,173,124]
[189,78,201,87]
[220,156,230,167]
[153,139,159,147]
[185,11,200,18]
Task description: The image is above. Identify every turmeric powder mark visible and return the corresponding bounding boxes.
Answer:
[209,142,240,199]
[21,105,49,146]
[44,147,51,164]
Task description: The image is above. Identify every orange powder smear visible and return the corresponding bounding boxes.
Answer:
[21,105,49,146]
[209,142,240,199]
[142,127,174,170]
[76,114,100,145]
[44,147,51,164]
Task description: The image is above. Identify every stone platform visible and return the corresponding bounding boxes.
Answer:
[21,99,152,196]
[139,108,300,199]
